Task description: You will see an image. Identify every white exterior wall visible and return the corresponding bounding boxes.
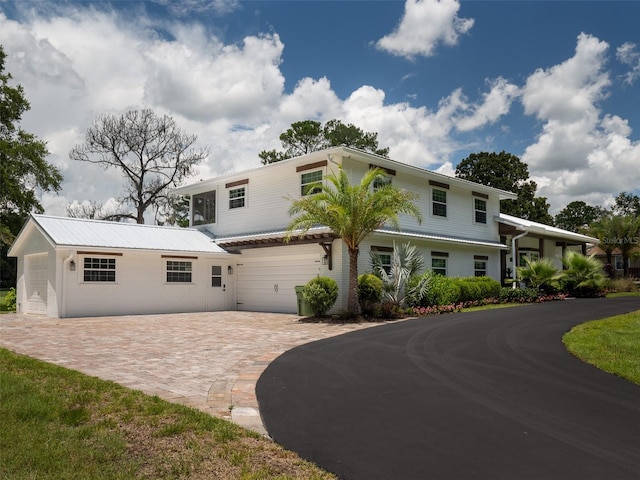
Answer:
[13,227,57,316]
[58,250,233,318]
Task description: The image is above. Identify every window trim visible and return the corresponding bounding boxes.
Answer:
[228,186,246,210]
[474,255,488,277]
[165,260,193,284]
[431,251,448,276]
[82,256,117,283]
[371,246,393,274]
[432,188,447,218]
[300,170,323,196]
[474,198,487,224]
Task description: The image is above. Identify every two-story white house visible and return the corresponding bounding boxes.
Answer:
[9,146,598,317]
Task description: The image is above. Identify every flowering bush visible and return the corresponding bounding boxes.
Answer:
[412,290,567,317]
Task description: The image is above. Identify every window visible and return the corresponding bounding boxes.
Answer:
[229,187,245,209]
[83,257,116,282]
[166,261,192,283]
[432,189,447,217]
[301,170,323,196]
[211,265,222,287]
[474,256,488,277]
[376,253,392,274]
[373,175,392,192]
[474,198,487,224]
[192,190,216,225]
[615,256,624,270]
[432,258,447,276]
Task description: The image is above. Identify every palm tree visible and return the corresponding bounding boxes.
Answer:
[591,214,640,277]
[516,257,560,292]
[371,241,428,310]
[286,167,422,313]
[561,250,607,297]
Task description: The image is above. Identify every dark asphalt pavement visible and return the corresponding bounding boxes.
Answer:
[256,297,640,480]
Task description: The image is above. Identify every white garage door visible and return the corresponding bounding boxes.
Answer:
[236,249,323,313]
[25,253,48,314]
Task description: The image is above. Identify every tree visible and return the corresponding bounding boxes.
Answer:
[554,201,606,233]
[455,151,553,224]
[590,214,640,277]
[69,109,208,224]
[0,45,63,243]
[260,119,389,164]
[0,45,63,287]
[612,192,640,217]
[286,167,422,314]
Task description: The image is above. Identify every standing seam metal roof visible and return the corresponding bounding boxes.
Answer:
[30,215,228,254]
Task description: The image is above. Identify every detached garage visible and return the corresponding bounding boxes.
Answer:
[9,215,234,318]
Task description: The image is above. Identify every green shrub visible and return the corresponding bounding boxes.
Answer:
[560,251,607,298]
[517,257,560,293]
[303,276,338,316]
[499,287,542,303]
[452,276,501,303]
[408,272,460,307]
[358,273,383,316]
[1,287,16,312]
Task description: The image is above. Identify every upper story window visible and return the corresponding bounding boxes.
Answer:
[166,261,192,283]
[373,175,392,192]
[474,198,487,224]
[83,257,116,282]
[432,189,447,217]
[301,170,323,196]
[229,187,246,209]
[192,190,216,226]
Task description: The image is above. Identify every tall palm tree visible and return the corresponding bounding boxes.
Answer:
[591,214,640,277]
[286,167,422,313]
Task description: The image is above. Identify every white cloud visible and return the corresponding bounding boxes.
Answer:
[617,42,640,85]
[454,77,520,132]
[376,0,474,59]
[521,33,640,212]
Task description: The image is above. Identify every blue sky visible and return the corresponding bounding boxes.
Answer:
[1,0,639,218]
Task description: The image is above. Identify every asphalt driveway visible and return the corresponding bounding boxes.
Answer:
[257,297,640,480]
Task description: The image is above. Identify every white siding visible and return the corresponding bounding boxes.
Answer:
[60,251,233,318]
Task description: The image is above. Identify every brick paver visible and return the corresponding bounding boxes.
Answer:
[0,311,386,435]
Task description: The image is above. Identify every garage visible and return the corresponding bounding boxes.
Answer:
[235,246,325,313]
[25,253,48,314]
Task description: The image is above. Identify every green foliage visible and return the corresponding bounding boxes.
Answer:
[455,151,552,224]
[609,278,638,293]
[259,119,389,164]
[303,276,339,316]
[516,257,560,293]
[498,287,544,303]
[612,192,640,218]
[1,45,62,290]
[357,273,382,316]
[554,200,606,233]
[287,167,421,313]
[452,276,501,303]
[408,271,460,307]
[560,250,608,297]
[371,242,427,309]
[0,287,16,311]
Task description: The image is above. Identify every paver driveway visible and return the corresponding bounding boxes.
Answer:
[0,311,384,435]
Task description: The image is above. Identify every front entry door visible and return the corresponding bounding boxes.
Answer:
[207,263,227,311]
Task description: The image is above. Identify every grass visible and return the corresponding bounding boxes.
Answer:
[563,310,640,385]
[606,291,640,298]
[0,348,335,480]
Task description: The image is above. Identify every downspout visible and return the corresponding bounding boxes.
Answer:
[511,231,528,289]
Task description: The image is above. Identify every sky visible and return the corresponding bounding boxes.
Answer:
[1,0,639,219]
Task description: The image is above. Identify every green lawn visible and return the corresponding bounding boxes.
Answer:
[563,310,640,385]
[0,348,334,480]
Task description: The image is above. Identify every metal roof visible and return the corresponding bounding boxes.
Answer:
[497,213,599,244]
[25,214,228,254]
[374,228,508,249]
